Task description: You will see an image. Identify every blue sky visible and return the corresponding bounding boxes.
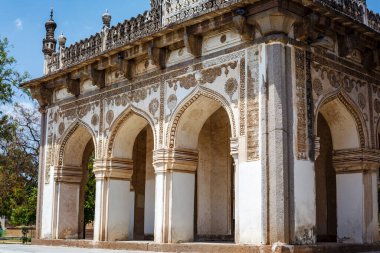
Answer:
[0,0,150,79]
[0,0,379,86]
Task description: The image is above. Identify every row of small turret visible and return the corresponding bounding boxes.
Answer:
[42,9,112,57]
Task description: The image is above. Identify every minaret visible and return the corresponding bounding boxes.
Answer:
[42,9,57,74]
[101,10,111,51]
[102,9,111,29]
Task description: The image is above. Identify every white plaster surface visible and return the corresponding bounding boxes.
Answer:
[41,169,54,239]
[93,179,103,241]
[336,173,363,243]
[153,172,165,243]
[293,160,316,243]
[54,87,74,102]
[81,79,98,94]
[107,180,132,241]
[236,161,262,244]
[170,172,195,243]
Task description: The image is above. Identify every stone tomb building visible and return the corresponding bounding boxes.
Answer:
[24,0,380,247]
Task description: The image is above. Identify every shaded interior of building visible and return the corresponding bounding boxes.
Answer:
[315,113,337,242]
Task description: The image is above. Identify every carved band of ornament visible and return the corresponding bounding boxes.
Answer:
[159,82,165,145]
[246,50,259,161]
[168,88,237,148]
[93,158,133,180]
[315,0,364,23]
[239,58,246,136]
[295,48,307,160]
[163,0,240,26]
[321,93,366,148]
[153,148,199,173]
[54,165,83,183]
[333,148,380,174]
[167,61,238,90]
[311,62,367,93]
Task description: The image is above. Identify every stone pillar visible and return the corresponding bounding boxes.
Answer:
[333,149,380,243]
[36,106,47,239]
[265,42,291,244]
[153,148,198,243]
[53,165,83,239]
[93,158,134,241]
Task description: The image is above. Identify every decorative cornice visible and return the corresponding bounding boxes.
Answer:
[153,148,199,173]
[333,148,380,173]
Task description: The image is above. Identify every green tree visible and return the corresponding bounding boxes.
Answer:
[84,154,96,226]
[0,36,35,226]
[0,104,38,226]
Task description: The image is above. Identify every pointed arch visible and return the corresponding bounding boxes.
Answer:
[57,119,96,167]
[314,92,367,149]
[167,86,237,149]
[106,105,156,159]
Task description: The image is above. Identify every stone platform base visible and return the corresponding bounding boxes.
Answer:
[32,239,380,253]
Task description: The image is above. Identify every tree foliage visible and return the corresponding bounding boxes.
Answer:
[0,104,39,226]
[0,36,36,226]
[84,154,96,226]
[0,37,29,104]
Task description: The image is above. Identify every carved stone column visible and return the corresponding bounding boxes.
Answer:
[153,148,198,243]
[93,158,134,241]
[333,149,380,243]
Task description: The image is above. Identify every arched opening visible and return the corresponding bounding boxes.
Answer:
[195,107,234,241]
[315,98,361,243]
[315,113,336,242]
[55,124,95,240]
[173,95,235,242]
[80,145,95,240]
[109,112,155,241]
[132,126,155,240]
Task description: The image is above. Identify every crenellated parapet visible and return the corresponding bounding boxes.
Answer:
[39,0,380,76]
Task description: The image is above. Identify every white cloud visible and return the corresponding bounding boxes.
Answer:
[15,18,23,30]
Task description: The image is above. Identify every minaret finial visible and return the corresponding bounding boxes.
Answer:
[102,9,112,28]
[43,8,57,56]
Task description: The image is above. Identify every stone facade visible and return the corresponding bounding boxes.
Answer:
[24,0,380,246]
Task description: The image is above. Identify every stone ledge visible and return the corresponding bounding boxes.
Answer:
[32,239,380,253]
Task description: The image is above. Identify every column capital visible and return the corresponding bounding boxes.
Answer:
[333,148,380,174]
[94,157,133,180]
[153,148,198,173]
[54,165,83,183]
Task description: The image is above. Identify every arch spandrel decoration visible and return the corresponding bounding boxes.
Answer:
[57,120,97,167]
[315,92,367,149]
[106,105,157,159]
[167,87,237,149]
